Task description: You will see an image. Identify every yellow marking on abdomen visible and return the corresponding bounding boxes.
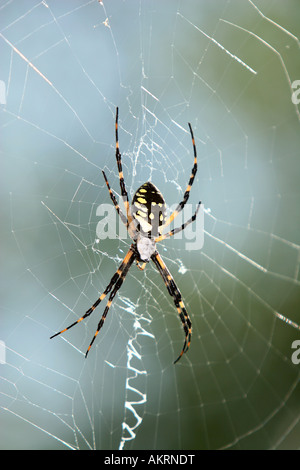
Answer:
[137,210,147,217]
[134,201,147,211]
[137,197,147,204]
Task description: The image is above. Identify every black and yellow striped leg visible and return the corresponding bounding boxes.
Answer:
[151,251,192,364]
[85,246,136,357]
[136,261,147,271]
[102,170,128,228]
[114,108,134,225]
[50,247,136,346]
[162,122,198,230]
[156,201,201,243]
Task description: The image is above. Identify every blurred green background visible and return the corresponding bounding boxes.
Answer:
[1,0,300,450]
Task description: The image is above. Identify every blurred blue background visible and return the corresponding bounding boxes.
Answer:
[1,0,300,450]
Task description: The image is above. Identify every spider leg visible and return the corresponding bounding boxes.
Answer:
[50,247,136,342]
[114,107,134,229]
[102,170,128,227]
[136,261,147,271]
[155,201,201,243]
[162,122,197,230]
[85,245,136,357]
[151,251,192,364]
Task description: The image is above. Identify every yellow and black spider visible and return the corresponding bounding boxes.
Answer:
[50,108,201,363]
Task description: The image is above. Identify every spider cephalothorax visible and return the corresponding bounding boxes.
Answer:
[51,107,201,364]
[135,235,156,262]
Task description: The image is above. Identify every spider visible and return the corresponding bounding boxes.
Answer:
[50,108,201,364]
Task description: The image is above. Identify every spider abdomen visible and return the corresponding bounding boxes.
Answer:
[131,182,166,237]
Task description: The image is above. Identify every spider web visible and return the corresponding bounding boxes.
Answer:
[1,0,300,450]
